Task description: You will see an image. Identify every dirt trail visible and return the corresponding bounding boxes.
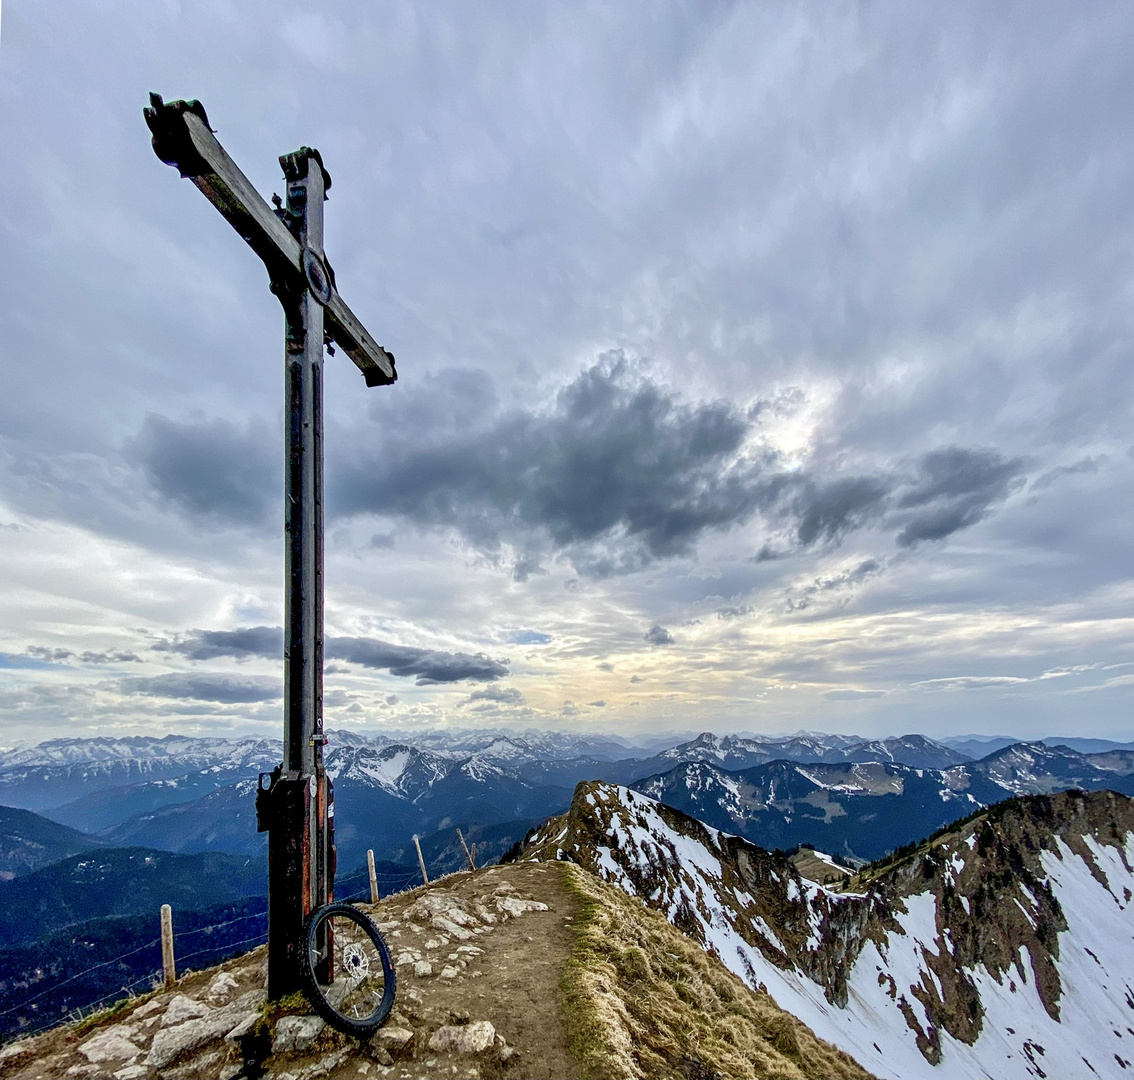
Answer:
[373,862,581,1079]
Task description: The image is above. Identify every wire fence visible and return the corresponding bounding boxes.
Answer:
[0,852,431,1043]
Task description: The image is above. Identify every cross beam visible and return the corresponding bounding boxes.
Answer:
[144,94,397,998]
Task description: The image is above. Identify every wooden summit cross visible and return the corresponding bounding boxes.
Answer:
[144,94,397,998]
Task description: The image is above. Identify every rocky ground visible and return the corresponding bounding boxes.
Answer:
[0,863,579,1080]
[0,858,872,1080]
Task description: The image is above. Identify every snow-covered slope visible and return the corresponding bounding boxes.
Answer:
[324,742,452,801]
[523,781,1134,1079]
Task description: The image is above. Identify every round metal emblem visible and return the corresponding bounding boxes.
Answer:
[302,247,333,306]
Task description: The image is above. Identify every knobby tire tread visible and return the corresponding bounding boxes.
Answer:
[301,902,396,1037]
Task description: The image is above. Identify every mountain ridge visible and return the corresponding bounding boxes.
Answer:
[519,780,1134,1079]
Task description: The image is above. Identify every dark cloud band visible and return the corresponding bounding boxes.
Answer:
[159,626,508,684]
[120,672,281,704]
[127,361,1027,574]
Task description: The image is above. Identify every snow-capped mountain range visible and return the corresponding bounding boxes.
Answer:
[631,740,1134,862]
[4,729,1134,874]
[521,780,1134,1079]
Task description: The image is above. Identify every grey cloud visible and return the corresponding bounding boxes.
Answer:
[120,672,282,704]
[629,675,644,683]
[588,700,606,707]
[24,646,140,664]
[24,647,73,663]
[504,630,552,645]
[793,477,890,546]
[327,637,508,684]
[1030,456,1104,493]
[157,625,507,684]
[786,559,884,613]
[511,554,547,582]
[464,685,525,705]
[717,606,754,620]
[334,358,787,573]
[748,387,807,422]
[894,447,1025,547]
[914,676,1029,691]
[824,689,886,700]
[127,414,277,527]
[336,362,1021,575]
[157,626,282,661]
[644,625,674,646]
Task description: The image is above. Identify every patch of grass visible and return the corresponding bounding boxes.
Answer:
[68,989,157,1039]
[558,862,875,1080]
[259,990,309,1031]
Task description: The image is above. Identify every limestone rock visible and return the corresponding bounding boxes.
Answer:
[113,1065,149,1080]
[293,1049,347,1078]
[0,1041,30,1063]
[428,1020,496,1054]
[206,971,239,1002]
[77,1026,141,1064]
[496,895,549,918]
[473,904,497,924]
[272,1014,326,1054]
[145,1012,240,1069]
[439,965,460,979]
[407,892,477,930]
[376,1025,415,1051]
[161,993,214,1026]
[223,1010,260,1043]
[432,915,473,940]
[413,959,433,977]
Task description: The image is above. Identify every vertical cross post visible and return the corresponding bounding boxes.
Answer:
[267,148,335,998]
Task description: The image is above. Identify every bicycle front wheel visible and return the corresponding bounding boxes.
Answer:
[302,902,396,1036]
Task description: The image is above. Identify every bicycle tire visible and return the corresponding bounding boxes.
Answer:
[301,902,396,1036]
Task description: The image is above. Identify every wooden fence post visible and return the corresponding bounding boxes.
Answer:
[456,828,476,872]
[413,834,430,886]
[160,904,176,988]
[367,848,380,904]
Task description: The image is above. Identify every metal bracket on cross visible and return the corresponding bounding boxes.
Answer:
[144,93,399,999]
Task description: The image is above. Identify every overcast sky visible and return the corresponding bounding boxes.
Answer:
[1,2,1132,746]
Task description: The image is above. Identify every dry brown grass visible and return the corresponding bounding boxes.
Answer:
[559,863,874,1080]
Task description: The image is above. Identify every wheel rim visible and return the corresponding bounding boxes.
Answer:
[308,908,391,1024]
